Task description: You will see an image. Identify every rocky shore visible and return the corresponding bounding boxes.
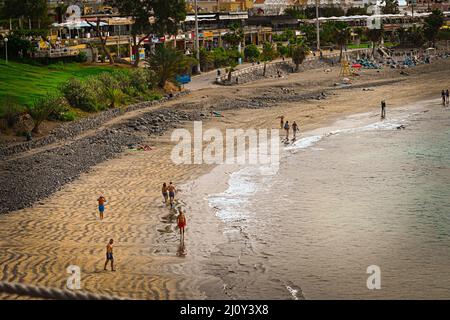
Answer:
[0,107,207,214]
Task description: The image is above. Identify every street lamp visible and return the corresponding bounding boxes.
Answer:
[194,0,201,73]
[3,37,8,64]
[315,0,320,55]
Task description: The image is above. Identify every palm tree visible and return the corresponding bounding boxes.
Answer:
[289,39,310,72]
[261,42,278,76]
[334,22,351,62]
[366,29,383,57]
[146,46,197,88]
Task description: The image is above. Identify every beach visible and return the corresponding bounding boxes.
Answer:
[0,59,449,299]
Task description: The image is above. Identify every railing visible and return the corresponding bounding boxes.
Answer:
[34,47,81,58]
[217,48,373,83]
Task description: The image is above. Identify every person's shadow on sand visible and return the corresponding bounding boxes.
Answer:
[177,241,187,257]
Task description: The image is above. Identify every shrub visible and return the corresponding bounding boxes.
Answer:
[0,96,24,127]
[26,94,62,133]
[60,78,95,112]
[59,110,77,122]
[75,52,88,63]
[244,44,260,62]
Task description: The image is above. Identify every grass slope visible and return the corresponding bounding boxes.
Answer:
[0,59,114,113]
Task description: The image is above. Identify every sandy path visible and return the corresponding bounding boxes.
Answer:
[0,59,449,299]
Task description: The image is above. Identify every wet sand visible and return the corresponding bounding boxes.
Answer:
[0,59,449,299]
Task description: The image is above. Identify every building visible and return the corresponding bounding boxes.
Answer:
[187,0,254,13]
[407,0,450,13]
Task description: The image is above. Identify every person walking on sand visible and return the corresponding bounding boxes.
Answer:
[167,182,177,209]
[97,195,106,220]
[381,100,386,119]
[292,121,299,140]
[446,89,449,106]
[442,90,446,106]
[284,121,290,140]
[162,182,169,205]
[177,208,187,242]
[104,239,115,271]
[276,116,285,129]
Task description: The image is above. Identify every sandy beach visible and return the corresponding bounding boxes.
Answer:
[1,58,449,299]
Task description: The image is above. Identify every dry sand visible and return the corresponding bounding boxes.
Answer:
[0,59,449,299]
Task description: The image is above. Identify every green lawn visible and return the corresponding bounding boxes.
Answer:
[0,59,114,112]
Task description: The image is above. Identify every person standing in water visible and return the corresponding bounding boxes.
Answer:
[177,208,187,242]
[284,121,290,140]
[162,183,169,205]
[167,182,177,209]
[97,195,106,220]
[104,239,115,271]
[381,101,386,119]
[292,121,299,140]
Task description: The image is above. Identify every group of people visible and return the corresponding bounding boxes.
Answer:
[441,89,450,106]
[95,181,187,272]
[162,182,187,242]
[277,115,300,142]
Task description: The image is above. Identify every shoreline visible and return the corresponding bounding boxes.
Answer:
[181,98,437,300]
[0,58,449,299]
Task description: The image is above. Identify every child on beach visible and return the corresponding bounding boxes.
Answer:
[167,182,177,209]
[162,183,169,205]
[104,239,115,271]
[97,195,107,220]
[177,208,187,242]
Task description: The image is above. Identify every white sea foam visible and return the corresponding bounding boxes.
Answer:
[208,111,413,227]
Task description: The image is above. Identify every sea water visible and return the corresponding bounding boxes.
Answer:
[204,100,450,299]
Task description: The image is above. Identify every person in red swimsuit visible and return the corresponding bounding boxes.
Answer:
[177,208,187,242]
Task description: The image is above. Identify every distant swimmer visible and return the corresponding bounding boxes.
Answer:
[284,121,290,140]
[104,239,115,271]
[380,100,386,119]
[177,208,187,242]
[97,195,106,220]
[442,90,446,106]
[162,182,169,205]
[292,121,299,140]
[276,115,285,129]
[167,182,177,209]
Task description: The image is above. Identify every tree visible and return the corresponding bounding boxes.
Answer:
[107,0,187,67]
[146,46,196,88]
[346,6,368,16]
[223,23,244,48]
[284,7,305,19]
[2,0,49,30]
[353,27,364,45]
[26,95,63,134]
[423,9,444,48]
[289,39,310,72]
[244,44,260,62]
[334,22,351,62]
[199,47,214,71]
[381,0,399,14]
[366,29,384,57]
[87,18,115,64]
[260,42,278,76]
[224,49,242,81]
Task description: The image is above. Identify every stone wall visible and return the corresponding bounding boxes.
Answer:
[0,91,190,158]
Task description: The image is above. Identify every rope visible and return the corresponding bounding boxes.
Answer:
[0,281,127,300]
